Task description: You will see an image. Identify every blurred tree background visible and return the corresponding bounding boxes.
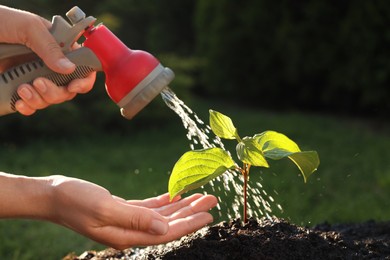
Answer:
[1,0,389,138]
[1,1,390,258]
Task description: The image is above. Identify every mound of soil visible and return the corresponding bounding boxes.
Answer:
[65,217,390,260]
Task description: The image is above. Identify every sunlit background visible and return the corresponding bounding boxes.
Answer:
[1,1,389,259]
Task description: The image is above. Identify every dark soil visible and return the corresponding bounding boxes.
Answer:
[65,217,390,260]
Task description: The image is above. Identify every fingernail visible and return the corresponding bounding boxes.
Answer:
[68,84,80,93]
[19,87,32,100]
[149,219,168,235]
[56,58,75,71]
[34,79,47,93]
[15,100,25,110]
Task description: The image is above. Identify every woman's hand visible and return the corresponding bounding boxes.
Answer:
[1,173,217,249]
[48,176,217,249]
[0,5,96,115]
[14,73,96,115]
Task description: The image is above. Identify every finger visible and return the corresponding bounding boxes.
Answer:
[14,100,36,116]
[17,84,48,109]
[33,77,76,104]
[163,212,214,243]
[153,193,204,216]
[99,212,213,249]
[108,201,169,236]
[127,193,181,208]
[67,72,96,94]
[168,195,218,220]
[112,195,127,203]
[125,194,170,207]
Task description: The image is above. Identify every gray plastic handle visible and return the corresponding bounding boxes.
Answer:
[0,6,101,116]
[0,47,102,115]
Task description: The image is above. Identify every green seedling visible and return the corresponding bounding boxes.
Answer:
[168,110,320,223]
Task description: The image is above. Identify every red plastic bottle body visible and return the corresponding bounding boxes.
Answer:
[83,25,160,103]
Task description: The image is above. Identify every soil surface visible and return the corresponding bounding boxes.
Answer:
[65,217,390,260]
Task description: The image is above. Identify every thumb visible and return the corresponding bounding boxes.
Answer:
[111,201,169,235]
[37,42,76,74]
[0,7,75,74]
[26,19,75,74]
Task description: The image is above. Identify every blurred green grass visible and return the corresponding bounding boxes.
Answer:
[1,97,390,259]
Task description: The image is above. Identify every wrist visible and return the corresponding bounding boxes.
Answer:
[0,172,54,220]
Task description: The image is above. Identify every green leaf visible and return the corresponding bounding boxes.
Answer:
[288,151,320,183]
[255,131,320,182]
[209,110,238,140]
[255,131,300,159]
[168,147,236,200]
[236,137,269,167]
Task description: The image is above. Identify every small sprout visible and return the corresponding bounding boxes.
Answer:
[168,110,320,223]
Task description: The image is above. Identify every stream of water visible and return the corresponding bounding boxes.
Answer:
[161,86,283,220]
